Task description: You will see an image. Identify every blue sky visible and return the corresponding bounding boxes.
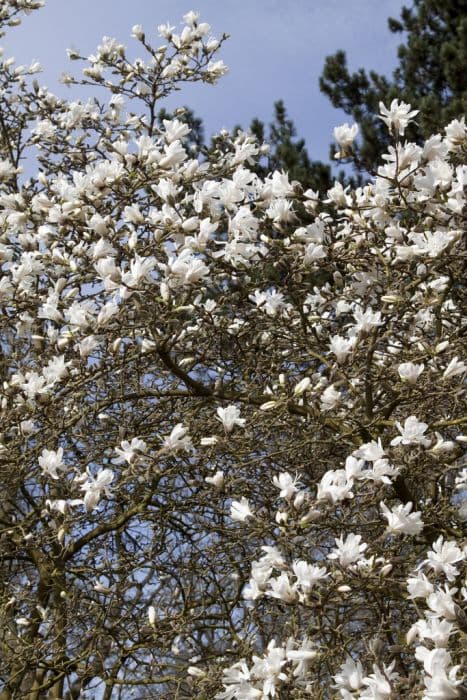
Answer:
[4,0,405,163]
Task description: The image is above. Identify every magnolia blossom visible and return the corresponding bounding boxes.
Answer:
[426,585,459,620]
[408,618,454,647]
[166,249,209,286]
[148,605,156,626]
[397,361,424,384]
[79,468,114,511]
[423,537,464,581]
[351,306,382,335]
[380,501,424,536]
[205,470,224,489]
[216,405,246,432]
[333,122,359,151]
[415,647,453,678]
[230,497,254,522]
[363,458,399,485]
[378,99,419,135]
[391,415,431,447]
[38,447,65,480]
[286,638,318,678]
[272,472,300,500]
[316,469,354,503]
[333,656,365,693]
[407,572,434,600]
[292,560,328,592]
[114,437,147,464]
[250,288,286,316]
[354,439,386,462]
[162,424,193,452]
[328,533,368,568]
[320,384,341,411]
[329,335,357,363]
[442,355,466,380]
[266,572,297,603]
[361,661,398,699]
[293,377,311,395]
[422,664,463,699]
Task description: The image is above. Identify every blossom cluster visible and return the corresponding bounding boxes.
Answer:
[0,4,465,697]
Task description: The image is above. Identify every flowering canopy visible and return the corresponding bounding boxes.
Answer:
[0,3,465,699]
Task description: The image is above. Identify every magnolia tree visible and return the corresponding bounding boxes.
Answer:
[0,2,465,699]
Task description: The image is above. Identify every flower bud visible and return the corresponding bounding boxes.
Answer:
[148,605,156,627]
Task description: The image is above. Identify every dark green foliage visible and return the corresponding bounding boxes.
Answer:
[320,0,467,173]
[248,100,333,193]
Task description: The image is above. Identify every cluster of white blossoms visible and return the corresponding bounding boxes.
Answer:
[0,4,465,697]
[218,439,464,697]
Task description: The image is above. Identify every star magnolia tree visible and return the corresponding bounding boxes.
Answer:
[0,3,465,699]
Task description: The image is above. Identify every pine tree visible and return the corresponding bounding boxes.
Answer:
[320,0,467,173]
[248,100,333,192]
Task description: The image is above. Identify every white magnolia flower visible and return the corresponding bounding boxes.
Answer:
[187,666,206,678]
[430,432,456,454]
[42,355,69,384]
[216,405,246,432]
[38,447,65,480]
[265,572,297,603]
[379,99,419,135]
[363,458,399,485]
[397,361,424,384]
[317,469,354,504]
[408,618,454,648]
[200,436,219,446]
[415,646,452,677]
[251,639,288,697]
[407,572,434,600]
[166,249,209,286]
[423,536,464,581]
[390,415,431,448]
[250,288,286,316]
[272,472,300,500]
[163,118,190,144]
[442,355,466,380]
[216,660,258,699]
[230,497,254,522]
[328,533,368,568]
[352,306,382,334]
[354,439,386,462]
[320,384,341,411]
[46,497,81,514]
[243,577,264,601]
[329,334,356,363]
[380,501,424,536]
[205,470,224,490]
[361,661,398,699]
[422,664,463,699]
[333,656,365,692]
[162,424,193,453]
[292,560,328,592]
[426,585,458,620]
[259,546,287,571]
[445,116,466,150]
[293,377,311,395]
[333,122,359,152]
[79,468,114,511]
[131,23,144,39]
[286,637,318,678]
[114,437,147,464]
[16,617,31,627]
